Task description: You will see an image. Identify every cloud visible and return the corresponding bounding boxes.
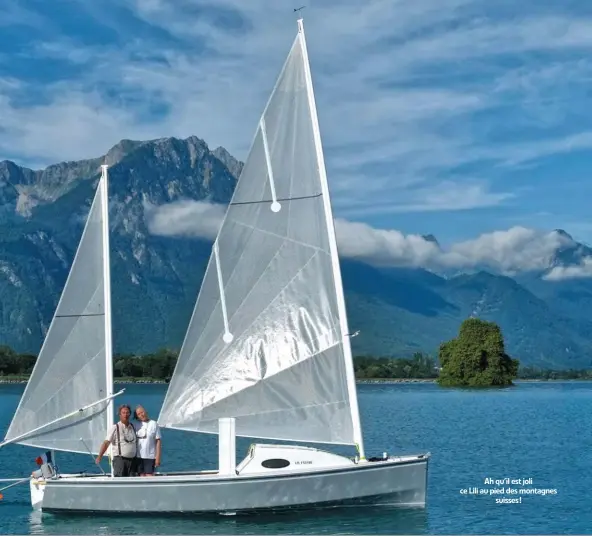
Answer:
[396,16,592,65]
[144,199,577,276]
[0,3,50,30]
[544,258,592,281]
[335,223,573,274]
[337,179,514,217]
[3,0,592,222]
[143,199,225,241]
[334,219,442,267]
[447,226,570,273]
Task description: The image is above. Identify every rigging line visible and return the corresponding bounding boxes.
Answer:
[229,192,322,206]
[230,218,325,254]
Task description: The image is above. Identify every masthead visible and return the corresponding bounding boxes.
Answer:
[294,5,306,20]
[294,5,306,29]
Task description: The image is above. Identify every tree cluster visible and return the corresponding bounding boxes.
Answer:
[0,346,179,381]
[113,349,178,380]
[0,346,36,376]
[517,366,592,380]
[354,353,438,379]
[437,318,520,387]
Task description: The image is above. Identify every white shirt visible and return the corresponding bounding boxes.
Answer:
[133,419,161,459]
[106,422,137,458]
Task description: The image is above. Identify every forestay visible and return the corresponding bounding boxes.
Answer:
[2,176,110,454]
[158,28,356,445]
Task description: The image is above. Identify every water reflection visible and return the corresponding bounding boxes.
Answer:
[28,511,43,535]
[30,505,428,535]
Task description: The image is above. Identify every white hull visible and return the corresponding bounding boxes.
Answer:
[31,445,430,515]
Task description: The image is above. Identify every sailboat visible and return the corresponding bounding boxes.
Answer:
[0,18,430,514]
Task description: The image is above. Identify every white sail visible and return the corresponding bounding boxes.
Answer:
[2,169,113,455]
[159,21,363,447]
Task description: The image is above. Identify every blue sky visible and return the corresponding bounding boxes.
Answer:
[3,0,592,250]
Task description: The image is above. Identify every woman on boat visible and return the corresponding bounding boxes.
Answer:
[133,405,162,476]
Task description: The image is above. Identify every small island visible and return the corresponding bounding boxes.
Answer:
[437,318,520,387]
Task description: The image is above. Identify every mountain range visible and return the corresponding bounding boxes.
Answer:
[1,136,591,370]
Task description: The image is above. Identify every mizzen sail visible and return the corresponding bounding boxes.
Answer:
[158,22,361,446]
[2,169,113,455]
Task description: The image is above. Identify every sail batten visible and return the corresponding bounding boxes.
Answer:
[2,172,111,454]
[158,23,359,446]
[214,241,233,344]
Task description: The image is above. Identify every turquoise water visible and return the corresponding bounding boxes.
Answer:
[0,381,589,534]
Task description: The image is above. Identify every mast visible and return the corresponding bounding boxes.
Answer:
[100,164,115,477]
[296,18,366,460]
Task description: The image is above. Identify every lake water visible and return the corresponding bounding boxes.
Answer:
[0,381,588,535]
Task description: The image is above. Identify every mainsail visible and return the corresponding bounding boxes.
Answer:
[1,167,114,455]
[159,20,363,448]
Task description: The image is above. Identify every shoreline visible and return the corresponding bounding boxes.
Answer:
[0,378,169,385]
[1,377,589,385]
[0,378,437,385]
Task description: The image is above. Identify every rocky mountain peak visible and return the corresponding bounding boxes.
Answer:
[546,229,592,270]
[0,136,245,220]
[213,146,244,179]
[422,234,440,247]
[552,228,574,242]
[105,139,147,165]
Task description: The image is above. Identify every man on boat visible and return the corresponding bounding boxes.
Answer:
[95,404,138,477]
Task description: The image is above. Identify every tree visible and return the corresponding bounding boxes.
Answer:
[437,318,519,387]
[0,345,18,375]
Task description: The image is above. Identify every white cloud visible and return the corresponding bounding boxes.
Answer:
[337,179,514,217]
[334,219,442,267]
[143,199,225,241]
[336,224,574,274]
[447,226,570,273]
[3,0,592,218]
[396,16,592,64]
[544,258,592,281]
[144,199,578,275]
[0,87,155,163]
[0,3,51,30]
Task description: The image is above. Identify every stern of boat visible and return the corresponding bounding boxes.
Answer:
[29,457,58,510]
[29,477,45,510]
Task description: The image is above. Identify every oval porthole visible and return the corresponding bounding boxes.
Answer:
[261,458,290,469]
